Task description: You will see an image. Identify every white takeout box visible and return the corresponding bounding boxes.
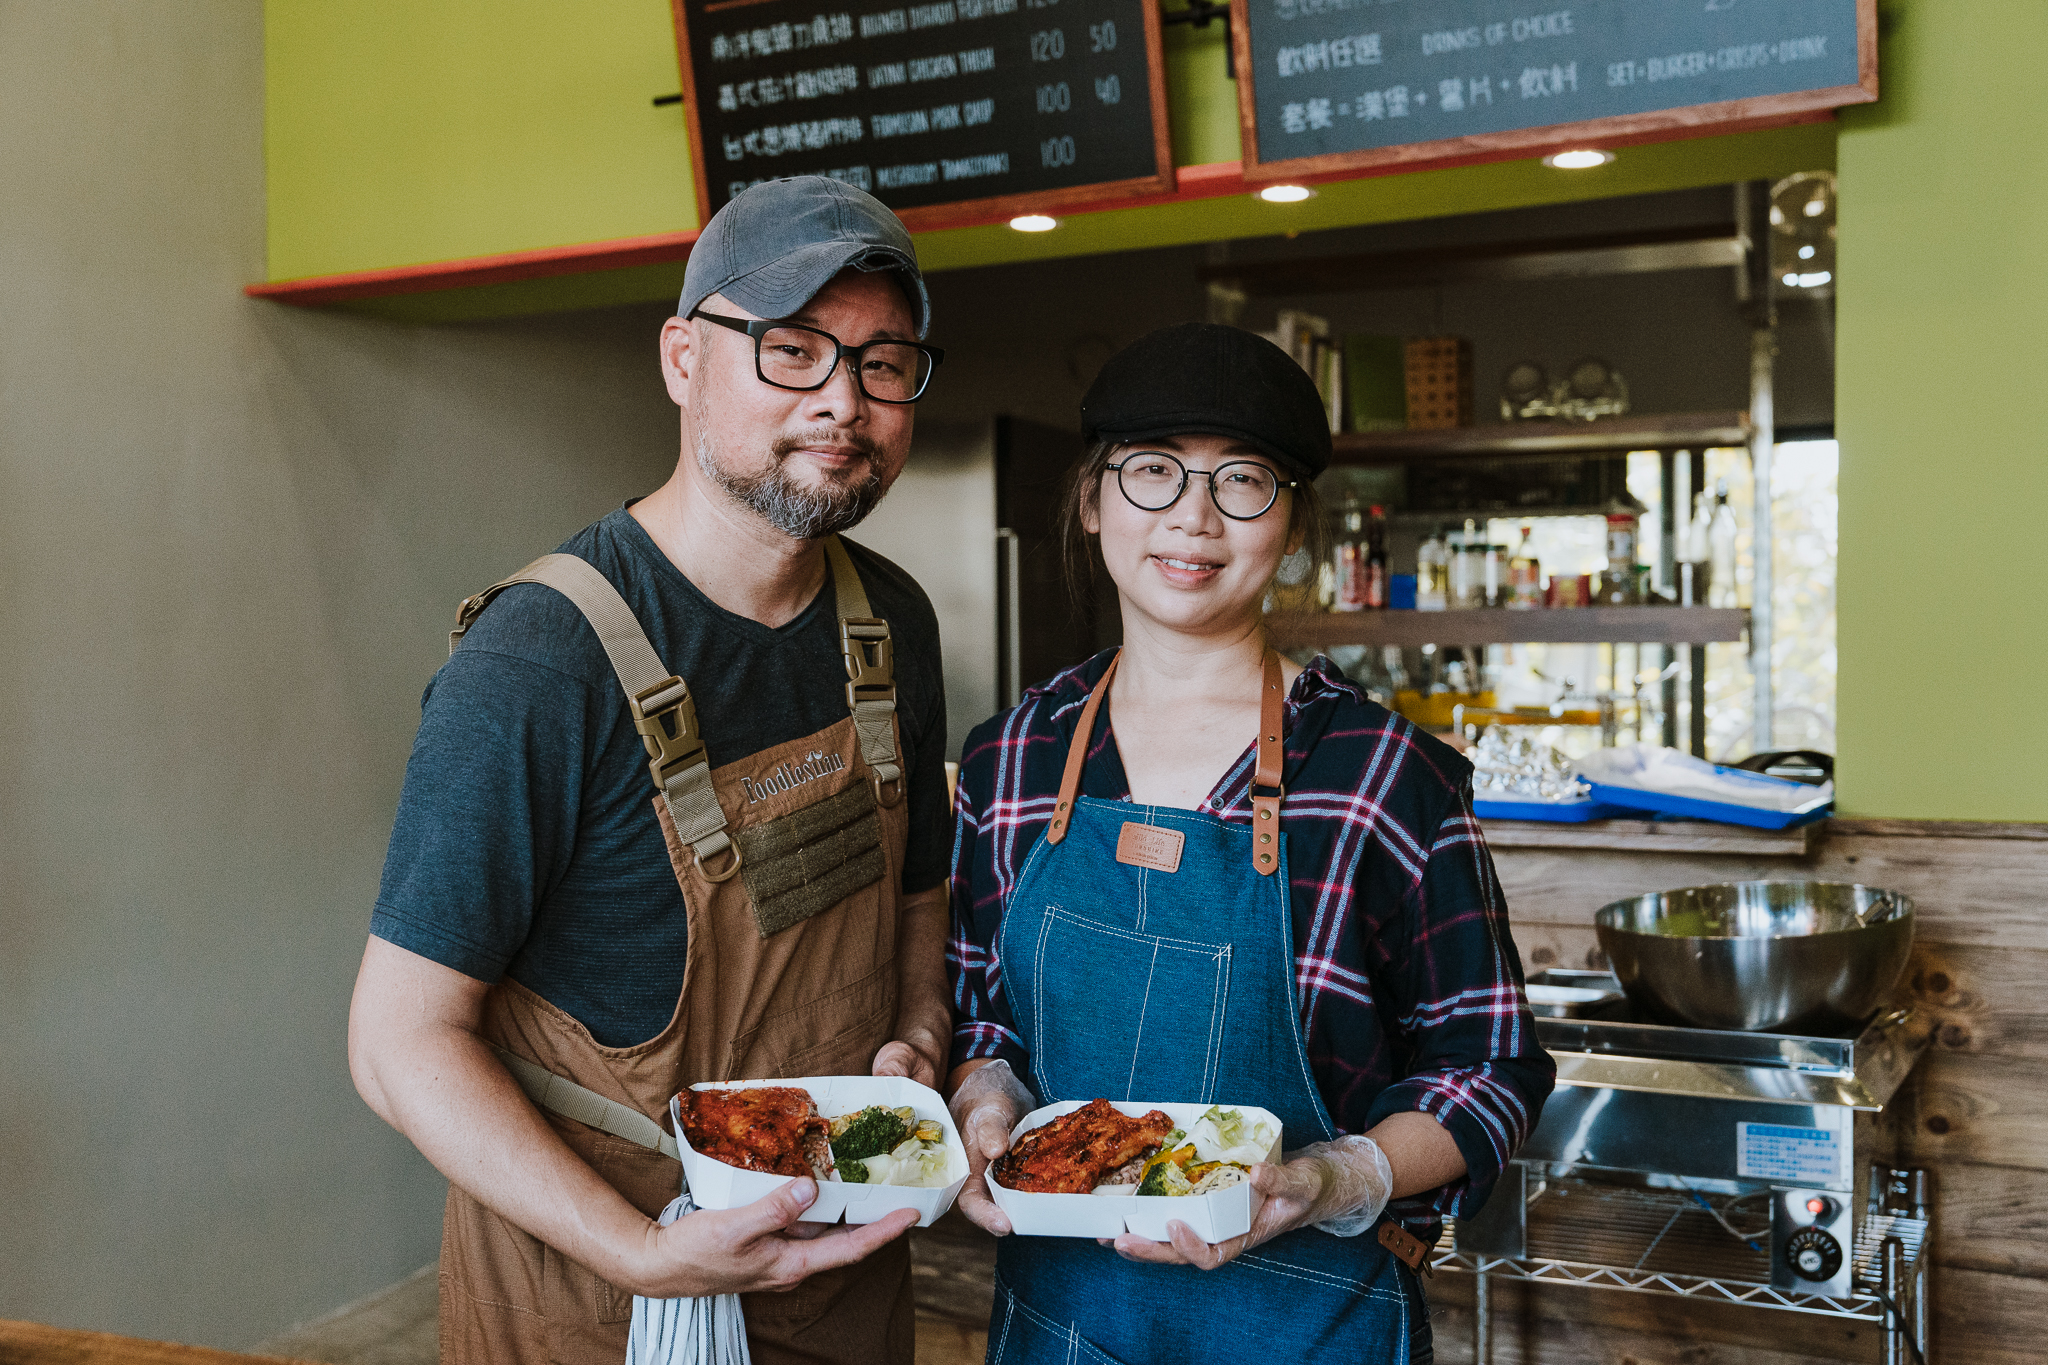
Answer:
[672,1075,968,1227]
[989,1100,1283,1243]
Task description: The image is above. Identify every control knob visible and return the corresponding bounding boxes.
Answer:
[1785,1226,1843,1283]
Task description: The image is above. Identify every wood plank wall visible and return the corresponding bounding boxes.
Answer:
[1468,818,2048,1365]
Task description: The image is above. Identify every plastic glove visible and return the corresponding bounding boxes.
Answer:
[1296,1134,1394,1237]
[1110,1133,1393,1270]
[947,1060,1036,1235]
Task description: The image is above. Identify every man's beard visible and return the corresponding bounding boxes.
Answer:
[695,426,887,539]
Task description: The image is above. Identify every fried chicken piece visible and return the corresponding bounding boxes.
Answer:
[680,1086,834,1180]
[992,1098,1177,1194]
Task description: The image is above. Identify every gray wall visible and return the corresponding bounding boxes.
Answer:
[0,3,679,1347]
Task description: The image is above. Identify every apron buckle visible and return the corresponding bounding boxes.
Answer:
[627,674,708,786]
[841,617,896,709]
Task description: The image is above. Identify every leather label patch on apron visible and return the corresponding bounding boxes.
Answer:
[737,780,885,938]
[1115,822,1185,874]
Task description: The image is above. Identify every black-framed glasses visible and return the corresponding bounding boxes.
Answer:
[1104,450,1297,521]
[690,310,944,404]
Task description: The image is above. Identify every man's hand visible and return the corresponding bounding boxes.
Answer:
[877,884,952,1089]
[945,1059,1035,1236]
[872,1034,942,1089]
[634,1178,919,1298]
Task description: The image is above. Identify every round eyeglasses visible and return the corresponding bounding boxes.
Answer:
[1104,450,1297,521]
[690,310,944,404]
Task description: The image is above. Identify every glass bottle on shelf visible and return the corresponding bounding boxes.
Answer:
[1602,510,1641,605]
[1482,542,1508,608]
[1333,498,1368,612]
[1415,526,1448,611]
[1364,504,1389,609]
[1508,524,1543,610]
[1708,480,1740,608]
[1450,519,1485,609]
[1679,491,1712,605]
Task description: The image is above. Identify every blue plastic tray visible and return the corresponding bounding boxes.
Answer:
[1582,779,1833,830]
[1474,795,1631,823]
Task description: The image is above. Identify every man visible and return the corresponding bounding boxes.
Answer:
[348,177,953,1365]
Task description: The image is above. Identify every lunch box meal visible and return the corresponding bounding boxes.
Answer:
[989,1098,1283,1242]
[670,1076,968,1226]
[679,1086,953,1187]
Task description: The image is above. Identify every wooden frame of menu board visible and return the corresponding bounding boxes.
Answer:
[667,0,1176,234]
[1229,0,1875,184]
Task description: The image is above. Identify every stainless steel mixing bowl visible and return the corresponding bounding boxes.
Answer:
[1593,881,1914,1034]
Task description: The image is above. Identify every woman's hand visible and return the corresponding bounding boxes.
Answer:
[1105,1135,1393,1271]
[946,1060,1035,1235]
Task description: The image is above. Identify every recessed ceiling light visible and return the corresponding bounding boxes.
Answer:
[1798,244,1816,259]
[1543,149,1614,170]
[1257,184,1315,203]
[1009,214,1058,232]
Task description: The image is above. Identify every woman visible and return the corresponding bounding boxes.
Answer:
[944,323,1554,1364]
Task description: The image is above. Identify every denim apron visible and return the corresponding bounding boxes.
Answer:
[986,652,1432,1365]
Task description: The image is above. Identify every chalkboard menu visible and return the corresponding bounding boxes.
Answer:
[669,0,1173,226]
[1232,0,1875,178]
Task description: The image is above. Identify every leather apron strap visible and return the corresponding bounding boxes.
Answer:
[1045,649,1286,874]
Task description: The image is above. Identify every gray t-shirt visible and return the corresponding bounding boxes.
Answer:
[370,506,948,1047]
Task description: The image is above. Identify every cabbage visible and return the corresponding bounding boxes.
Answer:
[1186,1107,1277,1165]
[880,1137,953,1188]
[855,1152,900,1184]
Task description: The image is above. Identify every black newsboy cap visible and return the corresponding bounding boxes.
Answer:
[1081,322,1331,479]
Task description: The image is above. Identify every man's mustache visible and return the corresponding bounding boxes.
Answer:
[772,429,879,465]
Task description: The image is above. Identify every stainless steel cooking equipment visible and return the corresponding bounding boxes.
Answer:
[1594,881,1914,1033]
[1438,977,1933,1365]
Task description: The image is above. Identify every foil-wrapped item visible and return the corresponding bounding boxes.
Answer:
[1471,728,1589,803]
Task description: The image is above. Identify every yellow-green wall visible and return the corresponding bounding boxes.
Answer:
[1835,2,2048,820]
[265,0,1833,308]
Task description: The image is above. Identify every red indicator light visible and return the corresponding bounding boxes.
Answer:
[1806,1197,1827,1215]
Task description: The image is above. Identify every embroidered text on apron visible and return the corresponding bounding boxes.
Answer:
[988,651,1432,1365]
[435,538,915,1365]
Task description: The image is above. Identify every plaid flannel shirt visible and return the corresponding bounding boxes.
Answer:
[946,650,1555,1233]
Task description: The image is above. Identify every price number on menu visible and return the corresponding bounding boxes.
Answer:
[1094,74,1120,103]
[1035,81,1072,113]
[1030,28,1065,61]
[1089,20,1116,52]
[1040,134,1077,167]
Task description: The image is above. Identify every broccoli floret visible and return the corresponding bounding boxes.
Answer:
[830,1106,910,1162]
[837,1157,870,1184]
[1137,1146,1196,1197]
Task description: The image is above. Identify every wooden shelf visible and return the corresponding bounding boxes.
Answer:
[1270,607,1748,649]
[1479,816,1819,857]
[1332,410,1751,465]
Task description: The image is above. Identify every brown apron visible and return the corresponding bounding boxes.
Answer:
[435,538,916,1365]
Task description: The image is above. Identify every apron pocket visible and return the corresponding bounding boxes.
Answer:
[1028,908,1230,1104]
[723,956,897,1079]
[989,1277,1134,1365]
[738,780,884,938]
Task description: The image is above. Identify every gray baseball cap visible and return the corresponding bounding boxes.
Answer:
[679,177,930,338]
